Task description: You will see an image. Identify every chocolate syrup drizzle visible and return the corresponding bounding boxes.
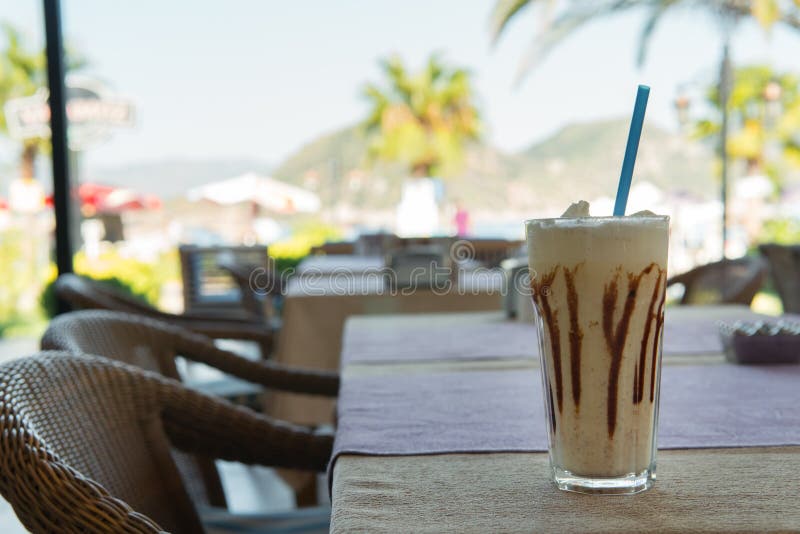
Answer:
[602,263,663,438]
[531,268,563,412]
[634,270,665,404]
[533,262,666,437]
[563,266,583,409]
[649,279,667,403]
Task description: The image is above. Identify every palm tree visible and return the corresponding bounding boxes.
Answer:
[490,0,800,256]
[362,54,480,178]
[694,64,800,193]
[0,23,85,180]
[490,1,800,76]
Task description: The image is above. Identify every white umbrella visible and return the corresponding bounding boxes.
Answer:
[187,172,320,214]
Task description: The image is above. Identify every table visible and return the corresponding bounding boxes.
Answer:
[295,255,384,276]
[330,306,800,533]
[270,270,505,425]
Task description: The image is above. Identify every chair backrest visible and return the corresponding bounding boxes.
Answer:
[759,243,800,313]
[355,232,398,256]
[43,310,180,375]
[0,353,202,533]
[385,244,453,290]
[54,273,159,315]
[217,257,283,319]
[41,310,228,509]
[469,239,526,269]
[179,245,268,315]
[668,256,768,306]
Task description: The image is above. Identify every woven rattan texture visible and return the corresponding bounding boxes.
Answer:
[42,310,339,512]
[0,353,333,533]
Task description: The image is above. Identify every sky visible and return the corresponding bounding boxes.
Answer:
[3,0,800,175]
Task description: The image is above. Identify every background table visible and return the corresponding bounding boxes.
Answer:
[295,254,383,275]
[330,306,800,533]
[269,269,505,425]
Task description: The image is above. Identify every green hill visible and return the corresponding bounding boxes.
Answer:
[91,118,717,211]
[271,118,716,211]
[519,118,716,204]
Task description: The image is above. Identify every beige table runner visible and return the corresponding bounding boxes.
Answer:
[331,448,800,533]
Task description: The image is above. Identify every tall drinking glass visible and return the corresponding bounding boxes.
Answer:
[525,215,669,494]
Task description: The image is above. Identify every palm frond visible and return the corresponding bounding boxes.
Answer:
[750,0,782,29]
[381,56,415,105]
[513,0,639,83]
[426,53,444,83]
[489,0,535,45]
[721,0,800,29]
[636,0,681,68]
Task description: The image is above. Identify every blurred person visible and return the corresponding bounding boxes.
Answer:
[454,199,470,237]
[396,175,439,236]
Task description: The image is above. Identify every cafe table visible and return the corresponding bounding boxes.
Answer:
[269,263,505,425]
[329,306,800,533]
[294,254,384,276]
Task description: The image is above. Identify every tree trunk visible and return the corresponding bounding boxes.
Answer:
[719,41,731,259]
[20,143,38,180]
[411,161,432,177]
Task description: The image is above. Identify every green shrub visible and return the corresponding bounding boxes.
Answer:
[756,217,800,246]
[270,220,343,257]
[269,220,344,276]
[0,229,51,337]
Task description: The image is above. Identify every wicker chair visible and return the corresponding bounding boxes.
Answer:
[41,309,338,511]
[179,245,269,320]
[0,352,333,534]
[666,256,768,306]
[394,238,524,269]
[469,239,525,269]
[54,273,276,359]
[217,257,284,322]
[355,232,398,256]
[759,243,800,313]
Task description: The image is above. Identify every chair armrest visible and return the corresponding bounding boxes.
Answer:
[174,318,275,359]
[177,331,339,397]
[181,308,261,322]
[666,271,690,287]
[157,380,333,472]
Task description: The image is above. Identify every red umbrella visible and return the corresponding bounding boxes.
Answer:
[44,183,161,213]
[78,183,116,211]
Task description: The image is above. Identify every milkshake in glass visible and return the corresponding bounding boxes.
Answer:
[526,201,669,494]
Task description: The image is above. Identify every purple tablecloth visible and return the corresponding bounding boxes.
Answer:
[342,320,537,363]
[331,364,800,465]
[341,308,771,364]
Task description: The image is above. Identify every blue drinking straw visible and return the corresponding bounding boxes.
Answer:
[613,85,650,216]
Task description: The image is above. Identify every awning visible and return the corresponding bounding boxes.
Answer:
[187,172,320,214]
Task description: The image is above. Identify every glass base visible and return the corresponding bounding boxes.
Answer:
[552,466,656,495]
